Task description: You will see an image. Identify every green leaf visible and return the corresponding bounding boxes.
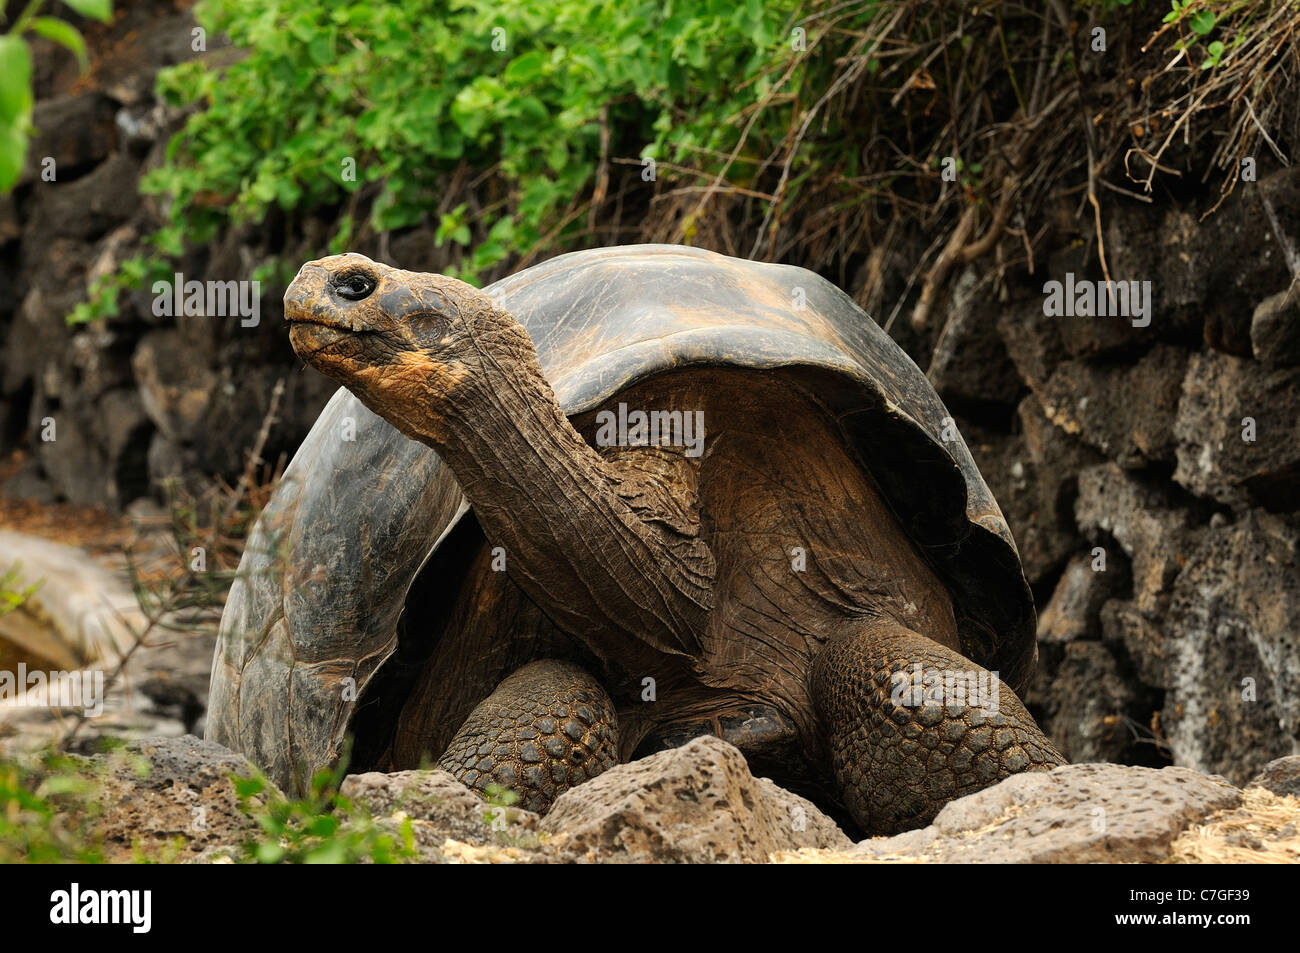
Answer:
[308,33,333,66]
[1189,10,1215,35]
[304,839,346,864]
[31,18,89,73]
[60,0,112,23]
[0,122,26,192]
[0,38,33,124]
[305,814,339,837]
[39,775,84,795]
[1200,39,1224,70]
[256,841,286,864]
[233,775,266,799]
[504,51,545,84]
[435,204,467,245]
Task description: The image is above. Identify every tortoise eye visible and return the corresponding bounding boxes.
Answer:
[333,271,376,301]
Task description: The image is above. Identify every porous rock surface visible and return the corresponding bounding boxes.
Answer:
[50,735,1300,864]
[1248,755,1300,799]
[539,736,852,862]
[88,735,265,862]
[843,763,1241,863]
[341,768,543,852]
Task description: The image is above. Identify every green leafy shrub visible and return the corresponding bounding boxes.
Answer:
[0,748,106,863]
[66,0,1299,327]
[233,760,416,864]
[73,0,810,320]
[0,742,416,863]
[0,0,113,191]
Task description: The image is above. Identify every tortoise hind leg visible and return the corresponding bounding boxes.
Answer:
[437,659,619,813]
[811,621,1064,835]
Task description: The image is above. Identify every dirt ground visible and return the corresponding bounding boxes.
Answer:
[0,451,132,554]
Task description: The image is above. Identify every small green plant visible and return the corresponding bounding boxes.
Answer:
[0,747,106,862]
[233,758,416,864]
[934,156,984,192]
[480,782,545,849]
[1158,0,1252,70]
[1201,38,1226,69]
[481,781,520,825]
[0,561,41,617]
[69,254,172,324]
[1163,0,1215,33]
[0,0,113,191]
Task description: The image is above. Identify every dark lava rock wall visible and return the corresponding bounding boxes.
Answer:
[931,177,1300,784]
[0,2,336,508]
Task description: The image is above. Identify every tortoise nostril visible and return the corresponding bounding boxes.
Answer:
[333,271,377,301]
[283,282,311,319]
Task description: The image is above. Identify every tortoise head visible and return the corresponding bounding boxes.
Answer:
[284,253,519,437]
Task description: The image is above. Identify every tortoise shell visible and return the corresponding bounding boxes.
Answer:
[206,244,1035,790]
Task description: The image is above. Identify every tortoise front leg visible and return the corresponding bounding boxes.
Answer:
[811,621,1064,835]
[437,659,619,814]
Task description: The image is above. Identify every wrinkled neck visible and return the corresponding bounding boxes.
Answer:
[393,315,711,662]
[419,321,595,495]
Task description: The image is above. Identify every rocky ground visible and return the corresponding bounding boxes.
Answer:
[68,734,1300,864]
[5,0,1300,789]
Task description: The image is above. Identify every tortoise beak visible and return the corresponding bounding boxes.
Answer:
[283,264,332,327]
[286,265,368,363]
[289,319,355,363]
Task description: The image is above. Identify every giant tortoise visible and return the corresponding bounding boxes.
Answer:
[207,244,1063,834]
